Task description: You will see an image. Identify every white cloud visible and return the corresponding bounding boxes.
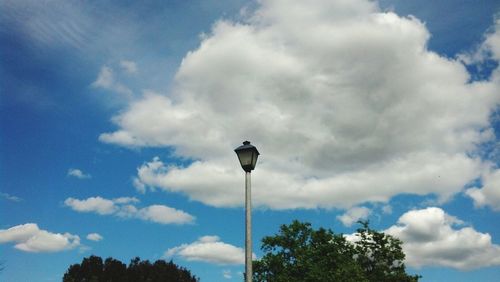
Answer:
[101,0,500,209]
[0,223,39,243]
[120,60,138,74]
[461,19,500,211]
[67,168,91,179]
[86,233,103,242]
[137,205,194,225]
[466,168,500,211]
[112,197,140,204]
[165,235,253,265]
[64,196,194,225]
[133,158,243,207]
[487,19,500,61]
[0,223,80,253]
[0,192,22,202]
[92,66,113,88]
[133,153,481,209]
[64,197,117,215]
[133,177,147,193]
[91,65,132,96]
[460,19,500,64]
[78,245,92,253]
[381,204,392,214]
[385,207,500,270]
[337,206,371,226]
[222,270,232,279]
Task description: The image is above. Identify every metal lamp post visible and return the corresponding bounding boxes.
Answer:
[235,141,259,282]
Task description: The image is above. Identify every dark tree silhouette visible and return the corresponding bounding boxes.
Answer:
[253,220,421,282]
[63,256,198,282]
[103,257,127,282]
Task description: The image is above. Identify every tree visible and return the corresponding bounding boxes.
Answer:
[80,255,104,282]
[253,220,420,282]
[63,256,104,282]
[103,257,127,282]
[354,221,419,282]
[63,256,198,282]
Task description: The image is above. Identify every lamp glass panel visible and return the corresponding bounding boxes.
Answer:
[237,150,253,167]
[251,152,258,168]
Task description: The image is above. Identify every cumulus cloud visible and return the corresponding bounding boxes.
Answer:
[101,0,500,209]
[86,233,103,242]
[92,65,132,96]
[459,19,500,210]
[0,223,80,253]
[64,196,194,224]
[466,168,500,211]
[165,235,252,265]
[337,206,371,226]
[65,196,117,215]
[460,19,500,64]
[67,168,91,179]
[136,205,195,225]
[133,157,242,207]
[133,154,481,209]
[385,207,500,270]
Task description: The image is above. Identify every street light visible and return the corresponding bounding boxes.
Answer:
[235,141,259,282]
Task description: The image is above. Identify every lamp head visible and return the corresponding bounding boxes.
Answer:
[235,141,259,172]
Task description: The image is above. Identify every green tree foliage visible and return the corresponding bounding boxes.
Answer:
[253,220,421,282]
[353,221,420,282]
[63,255,198,282]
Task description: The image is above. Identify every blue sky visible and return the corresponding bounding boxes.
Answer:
[1,0,500,281]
